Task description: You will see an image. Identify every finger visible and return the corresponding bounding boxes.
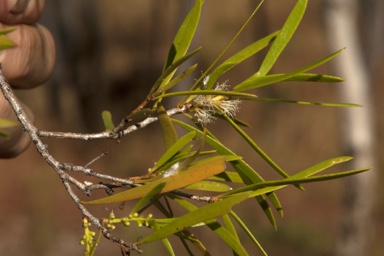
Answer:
[0,0,45,24]
[0,94,32,158]
[0,23,55,88]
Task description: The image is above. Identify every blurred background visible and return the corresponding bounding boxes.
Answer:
[0,0,382,255]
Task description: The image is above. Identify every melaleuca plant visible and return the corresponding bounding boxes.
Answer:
[0,0,369,255]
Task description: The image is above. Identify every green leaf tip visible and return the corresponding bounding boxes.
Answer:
[101,110,115,131]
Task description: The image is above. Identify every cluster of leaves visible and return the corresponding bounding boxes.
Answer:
[0,28,17,138]
[81,0,368,255]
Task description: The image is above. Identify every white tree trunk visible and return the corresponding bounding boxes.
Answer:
[323,0,376,255]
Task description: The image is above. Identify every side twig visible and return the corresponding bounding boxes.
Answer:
[0,65,141,253]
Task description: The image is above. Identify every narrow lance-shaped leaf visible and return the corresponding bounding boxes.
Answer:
[161,0,203,86]
[170,194,249,255]
[223,115,293,181]
[130,182,167,215]
[157,105,178,151]
[230,211,268,256]
[234,48,344,91]
[246,168,369,198]
[284,73,343,82]
[151,131,196,173]
[184,180,232,192]
[151,221,176,256]
[240,97,362,108]
[221,214,244,255]
[211,171,244,183]
[153,89,257,100]
[196,0,265,92]
[206,31,279,89]
[137,192,251,246]
[83,156,227,205]
[257,0,307,76]
[173,119,282,227]
[222,214,239,242]
[205,221,249,256]
[158,63,198,94]
[150,47,201,95]
[219,156,366,198]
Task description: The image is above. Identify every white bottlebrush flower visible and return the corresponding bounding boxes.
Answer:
[192,78,241,125]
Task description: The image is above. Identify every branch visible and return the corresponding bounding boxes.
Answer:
[37,106,188,140]
[0,64,142,254]
[0,64,215,254]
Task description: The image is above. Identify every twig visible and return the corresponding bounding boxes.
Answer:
[0,64,214,254]
[37,106,188,140]
[0,65,142,254]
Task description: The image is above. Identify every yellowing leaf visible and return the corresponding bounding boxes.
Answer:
[184,180,232,192]
[83,156,227,205]
[157,105,178,151]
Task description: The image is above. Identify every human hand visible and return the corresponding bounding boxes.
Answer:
[0,0,55,158]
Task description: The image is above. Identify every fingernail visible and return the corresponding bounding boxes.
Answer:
[10,0,30,14]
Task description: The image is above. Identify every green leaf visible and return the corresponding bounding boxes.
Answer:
[234,48,344,91]
[220,156,367,198]
[101,111,115,131]
[154,89,257,100]
[194,0,265,93]
[247,168,369,198]
[161,0,203,85]
[83,156,227,205]
[222,214,239,242]
[205,221,249,256]
[130,182,167,214]
[184,180,232,192]
[240,97,362,107]
[257,0,307,76]
[151,221,176,256]
[223,115,292,181]
[157,105,178,151]
[170,195,249,255]
[137,192,250,246]
[150,47,201,95]
[230,211,268,256]
[285,73,343,82]
[206,31,279,89]
[173,119,281,227]
[157,63,198,94]
[151,131,196,173]
[211,171,244,183]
